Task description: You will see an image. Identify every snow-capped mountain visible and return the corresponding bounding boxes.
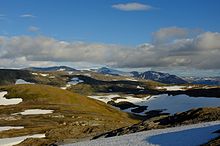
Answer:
[133,71,188,84]
[96,67,187,84]
[96,67,132,76]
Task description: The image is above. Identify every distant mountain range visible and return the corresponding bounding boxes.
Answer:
[95,67,132,76]
[19,66,220,85]
[133,71,188,84]
[96,67,187,84]
[183,76,220,86]
[24,66,77,72]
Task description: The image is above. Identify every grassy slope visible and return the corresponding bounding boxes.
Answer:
[0,84,138,145]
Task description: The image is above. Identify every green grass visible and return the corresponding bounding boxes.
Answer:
[0,84,139,145]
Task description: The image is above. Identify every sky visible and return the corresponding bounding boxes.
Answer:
[0,0,220,76]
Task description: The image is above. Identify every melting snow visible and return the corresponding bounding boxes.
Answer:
[83,73,91,77]
[65,121,220,146]
[58,68,66,71]
[88,94,120,103]
[156,86,187,91]
[125,78,138,81]
[145,94,220,114]
[88,93,220,115]
[137,86,144,89]
[61,77,84,89]
[0,134,45,146]
[15,79,34,85]
[12,109,54,115]
[0,91,22,105]
[0,126,24,132]
[68,77,84,85]
[31,73,38,75]
[39,73,49,77]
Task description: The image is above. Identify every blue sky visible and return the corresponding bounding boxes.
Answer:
[0,0,220,76]
[1,0,220,45]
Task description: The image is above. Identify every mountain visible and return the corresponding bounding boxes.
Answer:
[24,66,77,72]
[183,76,220,86]
[95,67,187,84]
[133,71,188,84]
[96,67,131,76]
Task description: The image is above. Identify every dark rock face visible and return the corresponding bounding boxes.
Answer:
[165,88,220,98]
[0,69,34,85]
[131,106,147,113]
[134,71,187,84]
[107,101,138,110]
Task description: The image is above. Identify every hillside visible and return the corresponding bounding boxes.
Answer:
[0,84,138,146]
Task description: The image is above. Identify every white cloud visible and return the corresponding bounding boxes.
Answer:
[153,27,189,43]
[20,14,36,18]
[112,2,152,11]
[28,26,39,32]
[0,28,220,69]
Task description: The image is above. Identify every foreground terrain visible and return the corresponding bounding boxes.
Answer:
[0,84,137,145]
[0,67,219,145]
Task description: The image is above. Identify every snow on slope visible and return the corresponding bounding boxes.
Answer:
[15,79,34,84]
[61,77,84,90]
[12,109,54,115]
[156,86,186,91]
[0,134,45,146]
[64,121,220,146]
[88,94,220,115]
[68,77,84,85]
[0,91,22,105]
[0,126,24,132]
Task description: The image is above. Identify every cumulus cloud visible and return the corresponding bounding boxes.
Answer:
[0,28,220,69]
[112,2,153,11]
[153,27,189,43]
[20,14,36,18]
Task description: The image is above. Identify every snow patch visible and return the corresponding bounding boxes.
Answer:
[49,76,55,79]
[83,73,91,77]
[0,91,22,105]
[39,73,49,77]
[145,94,220,114]
[12,109,54,115]
[156,86,186,91]
[88,94,120,103]
[125,78,138,81]
[0,134,45,146]
[15,79,34,85]
[68,77,84,85]
[31,73,38,76]
[137,86,144,89]
[65,121,220,146]
[0,126,24,132]
[88,93,220,115]
[58,68,66,71]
